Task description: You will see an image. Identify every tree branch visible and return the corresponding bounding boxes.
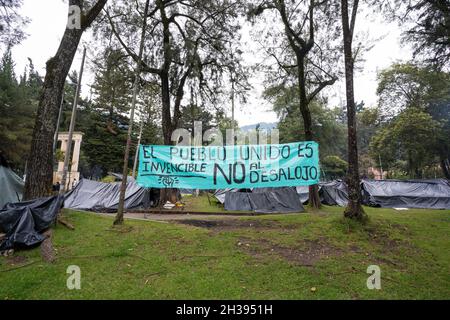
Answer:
[106,10,161,75]
[349,0,359,39]
[307,77,337,104]
[82,0,108,30]
[172,65,193,129]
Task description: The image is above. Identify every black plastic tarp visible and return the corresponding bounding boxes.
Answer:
[213,188,239,204]
[224,187,304,213]
[0,195,63,250]
[320,180,349,206]
[306,179,450,209]
[361,179,450,209]
[64,179,157,211]
[295,183,348,206]
[215,187,309,206]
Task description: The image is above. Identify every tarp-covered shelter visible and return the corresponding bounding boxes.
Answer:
[295,186,310,204]
[0,195,63,250]
[219,187,304,213]
[214,188,238,204]
[64,179,158,211]
[214,179,450,210]
[0,165,24,208]
[320,180,349,206]
[362,179,450,209]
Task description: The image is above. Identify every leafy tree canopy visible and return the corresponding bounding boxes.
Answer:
[369,108,444,178]
[322,155,348,180]
[0,0,29,46]
[264,84,347,160]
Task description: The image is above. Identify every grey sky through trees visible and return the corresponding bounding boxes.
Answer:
[9,0,412,126]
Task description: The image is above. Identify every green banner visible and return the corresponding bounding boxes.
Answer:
[137,141,320,189]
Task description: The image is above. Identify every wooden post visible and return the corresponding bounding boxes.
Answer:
[53,94,64,156]
[132,118,144,179]
[114,0,151,225]
[60,48,86,194]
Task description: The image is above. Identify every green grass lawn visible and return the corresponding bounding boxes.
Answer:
[0,205,449,299]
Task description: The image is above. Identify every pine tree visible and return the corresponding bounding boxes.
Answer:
[0,49,39,173]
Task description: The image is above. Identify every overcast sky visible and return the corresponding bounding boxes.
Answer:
[11,0,412,126]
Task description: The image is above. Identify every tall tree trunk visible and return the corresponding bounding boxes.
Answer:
[160,72,172,145]
[24,28,83,200]
[157,0,179,205]
[341,0,367,221]
[159,72,179,204]
[440,158,450,179]
[408,151,414,179]
[158,0,173,147]
[23,0,108,200]
[297,57,321,209]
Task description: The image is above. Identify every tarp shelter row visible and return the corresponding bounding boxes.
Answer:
[64,178,159,211]
[312,179,450,209]
[361,179,450,209]
[214,179,450,210]
[214,183,347,209]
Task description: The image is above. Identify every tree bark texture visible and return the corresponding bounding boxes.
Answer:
[24,0,108,200]
[297,58,321,208]
[341,0,367,221]
[440,158,450,179]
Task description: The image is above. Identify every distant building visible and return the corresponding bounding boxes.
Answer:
[368,167,386,180]
[53,132,83,190]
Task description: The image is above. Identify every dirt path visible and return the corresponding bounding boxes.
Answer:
[122,212,247,222]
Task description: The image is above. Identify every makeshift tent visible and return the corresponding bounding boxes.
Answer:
[223,187,304,213]
[320,180,349,206]
[295,186,310,204]
[0,195,63,250]
[215,187,308,206]
[213,188,239,204]
[294,183,348,206]
[362,179,450,209]
[215,179,450,210]
[64,178,158,211]
[0,165,24,208]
